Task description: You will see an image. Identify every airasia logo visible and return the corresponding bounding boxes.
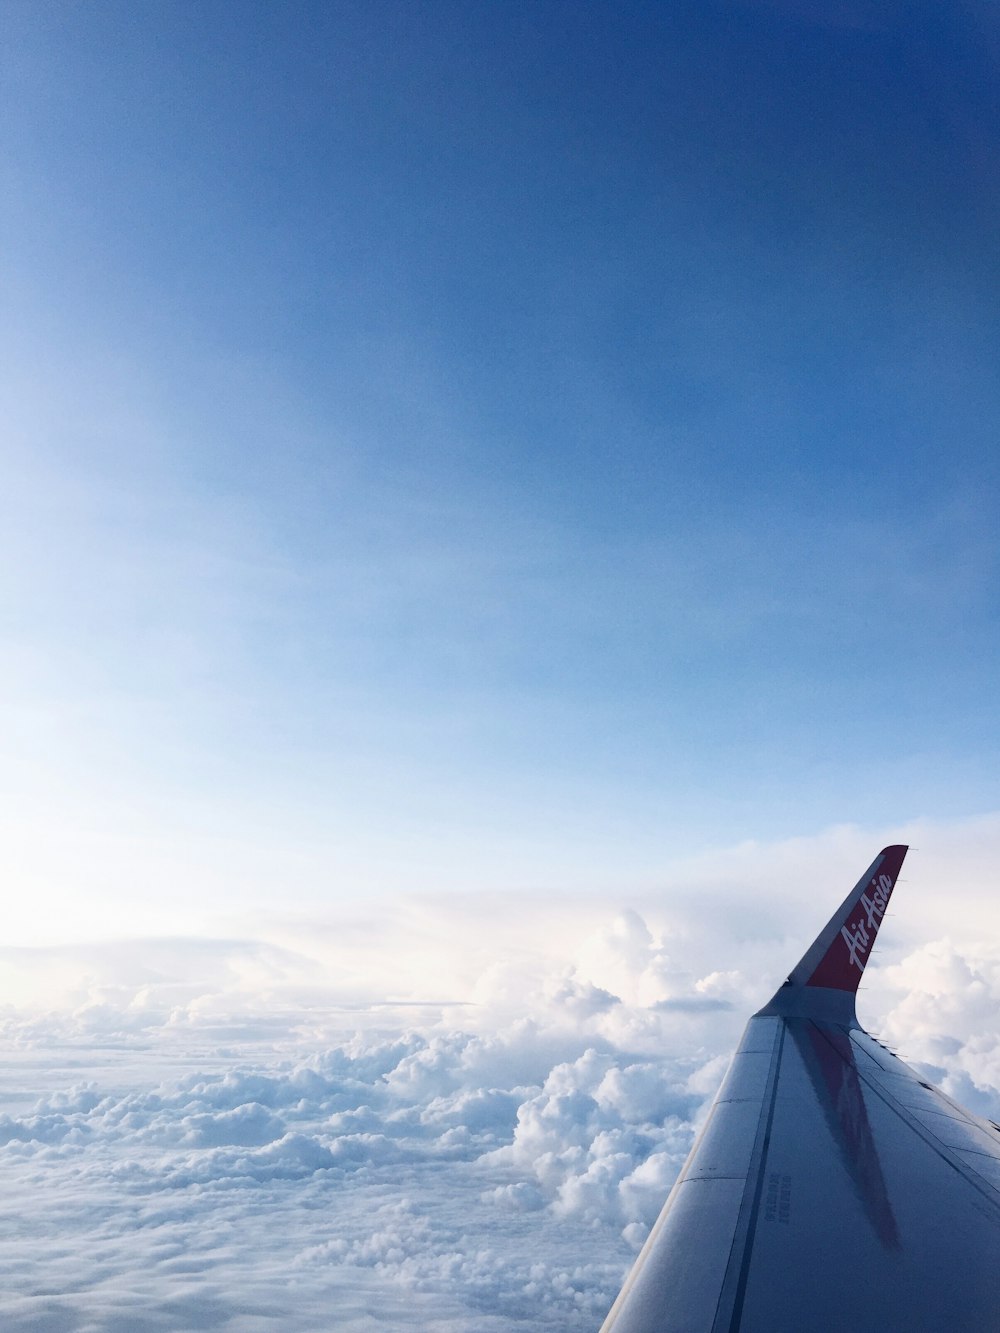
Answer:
[840,873,893,971]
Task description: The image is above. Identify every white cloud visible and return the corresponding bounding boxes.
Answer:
[0,890,748,1330]
[3,820,1000,1326]
[0,1012,679,1329]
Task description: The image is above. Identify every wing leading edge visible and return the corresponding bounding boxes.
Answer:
[599,846,1000,1333]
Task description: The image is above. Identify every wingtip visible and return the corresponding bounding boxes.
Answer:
[803,844,908,992]
[757,844,910,1023]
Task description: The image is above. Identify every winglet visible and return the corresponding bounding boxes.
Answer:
[758,845,908,1025]
[791,845,908,991]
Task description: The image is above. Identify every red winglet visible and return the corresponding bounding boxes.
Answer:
[804,844,908,991]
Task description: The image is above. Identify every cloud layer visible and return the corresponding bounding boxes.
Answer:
[4,826,1000,1328]
[0,1015,705,1330]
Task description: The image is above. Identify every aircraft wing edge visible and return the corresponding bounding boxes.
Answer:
[598,1014,786,1333]
[598,844,1000,1333]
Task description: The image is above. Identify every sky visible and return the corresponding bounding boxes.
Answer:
[2,2,1000,1328]
[3,0,1000,937]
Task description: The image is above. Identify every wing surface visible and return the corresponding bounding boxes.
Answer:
[599,845,1000,1332]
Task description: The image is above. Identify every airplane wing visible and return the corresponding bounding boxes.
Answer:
[600,845,1000,1332]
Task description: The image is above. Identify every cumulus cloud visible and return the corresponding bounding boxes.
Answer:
[0,1016,696,1329]
[0,894,755,1330]
[4,820,1000,1327]
[875,940,1000,1119]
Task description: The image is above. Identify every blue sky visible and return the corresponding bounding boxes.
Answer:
[4,11,1000,1328]
[3,1,1000,932]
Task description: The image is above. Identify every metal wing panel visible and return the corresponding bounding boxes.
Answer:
[735,1019,1000,1331]
[599,846,1000,1333]
[602,1014,1000,1332]
[598,1018,784,1333]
